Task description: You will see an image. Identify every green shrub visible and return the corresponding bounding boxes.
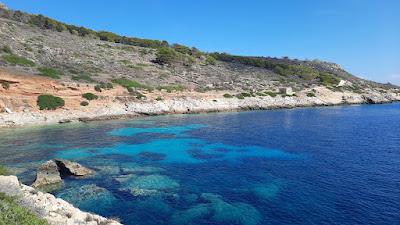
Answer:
[156,96,163,101]
[1,45,12,54]
[157,85,185,93]
[94,85,102,92]
[223,93,233,98]
[236,94,245,99]
[80,101,89,106]
[154,47,179,65]
[172,44,192,55]
[0,165,8,175]
[319,72,340,86]
[265,91,277,97]
[128,90,146,99]
[1,81,10,90]
[205,55,216,65]
[82,93,98,101]
[38,67,61,79]
[112,78,144,89]
[0,193,49,225]
[307,92,316,97]
[97,82,113,90]
[2,54,35,66]
[37,95,65,110]
[72,74,94,82]
[241,92,252,97]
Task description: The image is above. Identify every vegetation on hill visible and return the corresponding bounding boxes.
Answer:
[37,95,65,110]
[82,93,98,101]
[0,165,8,175]
[0,5,397,93]
[38,67,61,79]
[0,192,49,225]
[1,54,35,66]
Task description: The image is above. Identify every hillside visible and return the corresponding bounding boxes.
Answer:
[0,4,399,127]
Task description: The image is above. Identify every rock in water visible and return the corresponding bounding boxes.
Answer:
[32,160,62,187]
[55,159,93,176]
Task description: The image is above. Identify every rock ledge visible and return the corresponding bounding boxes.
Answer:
[0,175,122,225]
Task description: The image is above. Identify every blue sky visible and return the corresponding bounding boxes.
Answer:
[2,0,400,84]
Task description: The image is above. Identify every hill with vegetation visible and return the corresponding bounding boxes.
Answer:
[0,4,397,93]
[0,3,399,127]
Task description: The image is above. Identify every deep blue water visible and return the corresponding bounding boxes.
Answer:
[0,103,400,225]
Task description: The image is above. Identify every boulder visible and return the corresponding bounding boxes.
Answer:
[32,160,62,187]
[0,175,21,196]
[55,159,93,176]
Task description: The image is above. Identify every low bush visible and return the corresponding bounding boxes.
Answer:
[1,45,12,54]
[80,101,89,106]
[1,81,10,90]
[38,67,61,79]
[37,95,65,110]
[307,92,316,97]
[236,94,245,99]
[2,54,35,66]
[0,165,8,175]
[205,55,216,65]
[154,47,179,65]
[157,84,185,93]
[112,78,143,89]
[265,91,277,97]
[82,93,98,101]
[241,92,253,97]
[155,96,163,101]
[319,72,340,86]
[0,192,49,225]
[72,74,94,82]
[223,93,233,98]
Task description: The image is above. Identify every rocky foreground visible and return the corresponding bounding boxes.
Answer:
[0,175,121,225]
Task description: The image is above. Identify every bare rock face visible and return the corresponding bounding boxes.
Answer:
[32,160,62,187]
[55,159,93,176]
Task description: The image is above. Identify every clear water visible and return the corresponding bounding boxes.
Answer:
[0,104,399,225]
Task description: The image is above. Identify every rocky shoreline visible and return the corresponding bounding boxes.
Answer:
[0,175,121,225]
[1,87,399,128]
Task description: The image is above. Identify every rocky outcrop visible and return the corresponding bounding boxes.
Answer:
[55,159,93,176]
[32,160,62,188]
[32,160,93,187]
[0,175,122,225]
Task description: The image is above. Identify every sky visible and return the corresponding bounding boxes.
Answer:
[2,0,400,84]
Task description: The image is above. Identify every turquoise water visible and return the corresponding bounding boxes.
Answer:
[0,103,399,224]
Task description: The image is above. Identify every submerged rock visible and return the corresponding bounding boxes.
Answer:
[55,159,93,176]
[120,174,179,197]
[113,174,137,184]
[57,184,117,210]
[137,151,166,161]
[126,174,179,190]
[170,203,211,225]
[32,160,62,187]
[253,182,280,200]
[201,193,261,225]
[121,165,166,174]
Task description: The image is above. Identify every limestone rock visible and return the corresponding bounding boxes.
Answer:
[32,160,62,187]
[55,159,93,176]
[0,175,21,196]
[0,175,122,225]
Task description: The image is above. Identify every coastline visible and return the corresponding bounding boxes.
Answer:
[1,88,399,128]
